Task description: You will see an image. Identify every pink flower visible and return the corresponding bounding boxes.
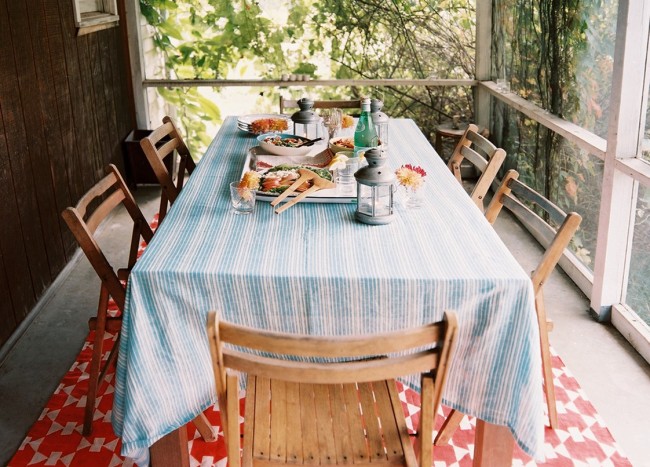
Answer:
[395,164,427,190]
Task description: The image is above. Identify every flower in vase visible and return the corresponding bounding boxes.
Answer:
[395,164,427,191]
[342,114,355,128]
[238,171,260,201]
[239,171,260,190]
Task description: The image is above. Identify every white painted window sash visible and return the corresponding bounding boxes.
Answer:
[72,0,119,31]
[591,0,650,325]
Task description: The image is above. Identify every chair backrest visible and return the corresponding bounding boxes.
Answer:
[485,169,582,294]
[140,116,197,223]
[279,96,362,114]
[447,123,506,212]
[207,310,458,466]
[61,165,154,311]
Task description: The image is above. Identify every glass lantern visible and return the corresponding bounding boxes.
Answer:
[354,148,395,225]
[290,97,322,140]
[371,99,389,156]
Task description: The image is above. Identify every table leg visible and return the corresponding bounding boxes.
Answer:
[473,419,514,467]
[150,425,189,467]
[435,131,443,156]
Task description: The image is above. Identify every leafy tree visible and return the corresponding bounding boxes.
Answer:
[139,0,477,153]
[491,0,617,274]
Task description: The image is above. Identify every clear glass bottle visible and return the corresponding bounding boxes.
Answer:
[353,97,379,159]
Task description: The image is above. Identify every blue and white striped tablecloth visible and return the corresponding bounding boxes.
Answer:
[112,117,543,461]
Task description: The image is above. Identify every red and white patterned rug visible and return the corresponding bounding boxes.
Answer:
[8,331,631,466]
[8,217,631,466]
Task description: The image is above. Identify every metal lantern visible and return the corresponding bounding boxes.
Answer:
[370,99,389,156]
[354,148,395,225]
[291,97,322,139]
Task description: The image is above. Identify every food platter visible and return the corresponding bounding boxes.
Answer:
[237,114,292,134]
[242,147,356,204]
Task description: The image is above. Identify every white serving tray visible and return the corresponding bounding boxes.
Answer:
[241,146,357,204]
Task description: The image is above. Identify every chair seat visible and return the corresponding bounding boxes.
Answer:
[243,375,416,465]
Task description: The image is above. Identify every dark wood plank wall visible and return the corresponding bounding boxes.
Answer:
[0,0,134,348]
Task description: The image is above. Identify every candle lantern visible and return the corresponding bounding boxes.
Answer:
[370,99,389,156]
[354,148,395,225]
[291,97,322,140]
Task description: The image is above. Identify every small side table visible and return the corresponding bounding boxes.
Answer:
[435,122,480,179]
[434,122,468,160]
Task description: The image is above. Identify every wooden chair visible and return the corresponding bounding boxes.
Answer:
[447,123,506,212]
[207,310,458,466]
[279,95,362,114]
[435,170,581,446]
[61,165,214,441]
[140,116,197,224]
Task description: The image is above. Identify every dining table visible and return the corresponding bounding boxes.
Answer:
[112,116,544,466]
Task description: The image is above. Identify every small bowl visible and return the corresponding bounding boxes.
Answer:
[257,133,312,157]
[329,137,355,153]
[329,137,384,154]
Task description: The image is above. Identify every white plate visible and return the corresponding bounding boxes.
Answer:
[237,114,292,134]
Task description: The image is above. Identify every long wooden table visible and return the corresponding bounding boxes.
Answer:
[112,117,544,465]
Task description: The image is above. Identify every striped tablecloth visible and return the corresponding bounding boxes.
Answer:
[112,117,543,462]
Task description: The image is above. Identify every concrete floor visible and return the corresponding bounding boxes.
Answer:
[1,186,649,466]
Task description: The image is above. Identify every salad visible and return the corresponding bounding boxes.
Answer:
[263,135,306,148]
[259,164,332,194]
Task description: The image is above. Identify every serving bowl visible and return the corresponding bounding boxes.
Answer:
[329,136,384,154]
[329,137,355,153]
[257,133,312,157]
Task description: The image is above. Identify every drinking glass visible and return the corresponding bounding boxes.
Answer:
[230,182,256,215]
[334,151,358,195]
[496,78,511,93]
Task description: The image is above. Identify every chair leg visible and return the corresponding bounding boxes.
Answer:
[192,412,217,442]
[535,293,558,428]
[97,334,120,385]
[158,193,169,224]
[434,408,464,446]
[84,285,109,436]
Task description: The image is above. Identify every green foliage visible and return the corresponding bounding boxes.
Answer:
[140,0,477,154]
[491,0,618,274]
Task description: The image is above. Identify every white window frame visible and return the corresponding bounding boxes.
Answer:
[474,0,650,362]
[72,0,119,36]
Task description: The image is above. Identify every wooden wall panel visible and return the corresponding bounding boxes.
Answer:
[7,0,64,291]
[0,0,41,321]
[29,0,71,275]
[58,0,97,194]
[106,26,131,169]
[0,247,15,345]
[0,96,25,341]
[43,0,80,256]
[99,32,120,151]
[0,0,136,349]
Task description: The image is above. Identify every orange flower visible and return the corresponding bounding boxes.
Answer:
[238,171,261,190]
[237,171,260,202]
[395,164,427,190]
[341,114,354,129]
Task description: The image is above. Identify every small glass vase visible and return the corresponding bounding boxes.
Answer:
[404,187,424,209]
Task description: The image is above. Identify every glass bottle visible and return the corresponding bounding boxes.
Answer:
[353,97,379,159]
